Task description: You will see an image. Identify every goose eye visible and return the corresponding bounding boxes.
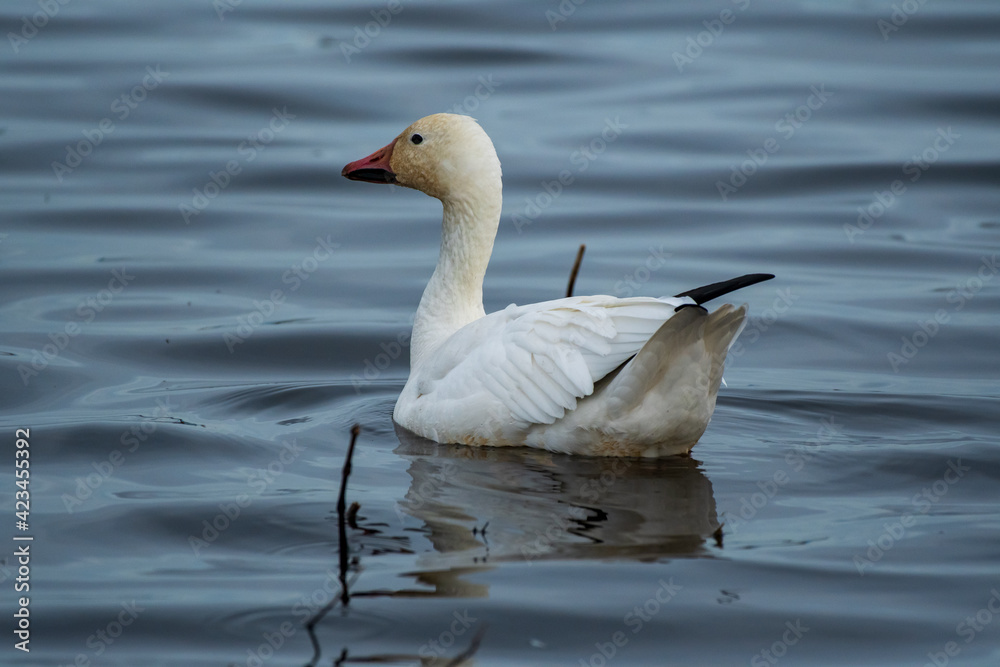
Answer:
[410,134,423,145]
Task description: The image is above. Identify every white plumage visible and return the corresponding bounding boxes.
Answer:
[343,113,770,457]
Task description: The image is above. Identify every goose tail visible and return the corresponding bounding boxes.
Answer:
[602,303,748,455]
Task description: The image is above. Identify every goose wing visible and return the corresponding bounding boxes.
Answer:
[415,295,689,425]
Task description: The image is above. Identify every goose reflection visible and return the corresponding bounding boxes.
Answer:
[393,424,721,570]
[302,428,721,666]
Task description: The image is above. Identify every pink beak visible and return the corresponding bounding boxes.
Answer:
[342,138,398,184]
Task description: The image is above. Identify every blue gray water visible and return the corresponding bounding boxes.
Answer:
[2,1,999,665]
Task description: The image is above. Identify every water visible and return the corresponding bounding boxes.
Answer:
[2,0,999,665]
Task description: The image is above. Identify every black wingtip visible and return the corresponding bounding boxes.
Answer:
[674,273,775,306]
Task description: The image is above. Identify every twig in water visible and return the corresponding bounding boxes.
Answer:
[336,424,361,605]
[566,243,586,298]
[304,424,361,667]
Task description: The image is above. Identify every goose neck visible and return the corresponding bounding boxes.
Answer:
[410,190,501,369]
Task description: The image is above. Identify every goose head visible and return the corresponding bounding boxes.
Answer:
[342,113,501,202]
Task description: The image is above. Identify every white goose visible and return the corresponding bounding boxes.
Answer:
[343,113,772,457]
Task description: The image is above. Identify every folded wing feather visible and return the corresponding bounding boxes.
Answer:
[418,295,690,426]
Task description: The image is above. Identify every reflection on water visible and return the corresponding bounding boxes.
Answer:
[395,424,719,566]
[331,427,720,601]
[308,426,721,664]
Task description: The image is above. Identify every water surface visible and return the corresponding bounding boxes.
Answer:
[2,1,1000,665]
